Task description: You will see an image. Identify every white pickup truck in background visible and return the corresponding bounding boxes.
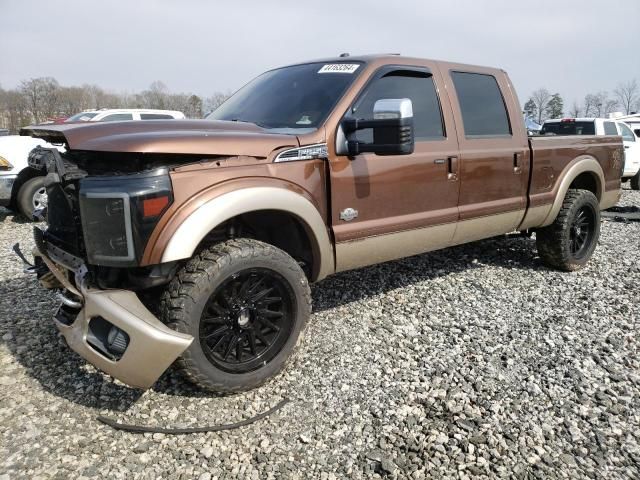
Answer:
[0,136,65,218]
[541,117,640,189]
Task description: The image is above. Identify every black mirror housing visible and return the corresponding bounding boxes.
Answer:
[342,117,414,155]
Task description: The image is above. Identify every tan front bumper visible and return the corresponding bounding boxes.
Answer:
[55,285,193,389]
[34,239,193,389]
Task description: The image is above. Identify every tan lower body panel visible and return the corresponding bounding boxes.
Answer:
[451,210,525,246]
[335,210,525,273]
[518,205,553,231]
[600,189,620,210]
[335,223,455,272]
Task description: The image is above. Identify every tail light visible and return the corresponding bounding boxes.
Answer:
[79,168,172,266]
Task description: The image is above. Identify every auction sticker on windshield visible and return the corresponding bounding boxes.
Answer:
[318,64,360,74]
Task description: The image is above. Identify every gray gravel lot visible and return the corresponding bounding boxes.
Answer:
[1,189,639,479]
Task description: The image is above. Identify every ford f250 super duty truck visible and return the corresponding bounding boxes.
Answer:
[20,55,623,392]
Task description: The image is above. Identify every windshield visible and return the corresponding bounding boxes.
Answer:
[541,121,595,135]
[66,112,98,122]
[207,62,363,130]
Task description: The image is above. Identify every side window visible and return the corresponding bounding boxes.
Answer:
[603,122,618,135]
[140,113,173,120]
[100,113,133,122]
[617,122,635,142]
[451,72,511,137]
[352,70,445,142]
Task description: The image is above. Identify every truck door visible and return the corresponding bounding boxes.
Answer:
[441,67,530,243]
[328,64,461,272]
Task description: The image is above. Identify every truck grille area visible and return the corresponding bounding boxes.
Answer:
[45,182,83,257]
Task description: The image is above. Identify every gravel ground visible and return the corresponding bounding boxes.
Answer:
[0,188,638,479]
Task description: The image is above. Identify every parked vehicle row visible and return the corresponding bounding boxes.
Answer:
[19,54,623,393]
[541,117,640,189]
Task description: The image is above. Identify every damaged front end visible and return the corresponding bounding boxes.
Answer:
[19,146,193,389]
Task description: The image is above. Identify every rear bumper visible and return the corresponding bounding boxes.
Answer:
[0,174,17,206]
[34,228,193,389]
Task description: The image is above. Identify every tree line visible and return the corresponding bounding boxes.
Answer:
[524,79,640,125]
[0,77,231,133]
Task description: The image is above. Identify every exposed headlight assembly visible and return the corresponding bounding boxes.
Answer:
[79,168,172,266]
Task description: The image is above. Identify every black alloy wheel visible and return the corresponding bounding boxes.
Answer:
[199,268,295,374]
[568,205,596,260]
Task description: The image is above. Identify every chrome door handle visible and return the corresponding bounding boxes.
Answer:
[513,153,522,174]
[447,156,458,181]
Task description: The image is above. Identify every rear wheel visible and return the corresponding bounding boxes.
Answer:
[160,238,311,392]
[631,171,640,190]
[535,189,600,271]
[17,176,47,219]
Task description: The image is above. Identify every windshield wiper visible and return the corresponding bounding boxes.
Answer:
[229,118,270,129]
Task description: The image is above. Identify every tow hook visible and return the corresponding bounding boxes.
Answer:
[56,291,83,309]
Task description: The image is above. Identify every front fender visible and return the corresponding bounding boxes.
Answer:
[153,186,334,282]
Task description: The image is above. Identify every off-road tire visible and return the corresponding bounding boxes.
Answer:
[535,189,600,271]
[16,176,46,219]
[160,238,311,393]
[631,171,640,190]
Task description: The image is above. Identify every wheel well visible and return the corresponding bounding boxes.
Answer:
[569,172,600,200]
[195,210,315,280]
[10,168,43,208]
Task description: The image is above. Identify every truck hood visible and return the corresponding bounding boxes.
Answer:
[20,120,299,157]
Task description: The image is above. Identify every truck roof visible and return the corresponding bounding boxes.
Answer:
[284,54,506,74]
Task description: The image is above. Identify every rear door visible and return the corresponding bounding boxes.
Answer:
[440,66,530,243]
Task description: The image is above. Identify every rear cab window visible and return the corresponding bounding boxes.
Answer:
[603,121,618,136]
[541,121,595,135]
[450,72,511,137]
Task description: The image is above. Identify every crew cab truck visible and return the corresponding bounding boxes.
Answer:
[21,55,623,392]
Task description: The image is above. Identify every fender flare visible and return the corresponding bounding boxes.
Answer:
[161,186,335,281]
[540,156,605,227]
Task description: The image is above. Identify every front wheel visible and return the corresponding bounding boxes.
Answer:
[160,238,311,392]
[631,171,640,190]
[535,189,600,271]
[17,176,47,219]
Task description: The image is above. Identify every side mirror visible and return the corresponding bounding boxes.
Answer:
[338,98,414,157]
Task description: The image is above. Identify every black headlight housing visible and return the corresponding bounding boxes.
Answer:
[79,168,172,266]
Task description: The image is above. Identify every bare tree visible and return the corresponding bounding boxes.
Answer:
[19,77,59,123]
[568,101,581,118]
[614,79,639,115]
[530,88,551,124]
[204,92,231,115]
[0,89,32,133]
[584,92,609,117]
[603,98,620,117]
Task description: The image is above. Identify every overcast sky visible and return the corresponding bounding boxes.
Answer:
[1,0,639,108]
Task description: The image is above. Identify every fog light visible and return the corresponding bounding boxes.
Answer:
[107,326,130,355]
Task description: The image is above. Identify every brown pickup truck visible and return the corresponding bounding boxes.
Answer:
[21,55,623,392]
